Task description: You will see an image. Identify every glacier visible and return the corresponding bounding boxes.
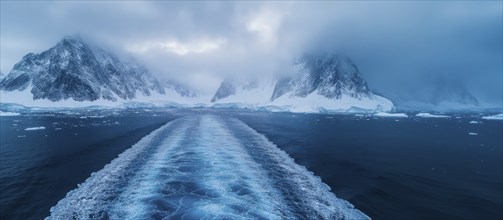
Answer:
[415,113,450,118]
[270,92,393,113]
[0,111,20,116]
[482,113,503,120]
[47,115,369,219]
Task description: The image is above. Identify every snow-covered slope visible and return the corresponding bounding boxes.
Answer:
[482,113,503,120]
[1,37,394,113]
[0,36,163,101]
[271,92,393,113]
[211,79,276,105]
[272,54,373,100]
[428,79,479,106]
[211,53,394,113]
[390,76,480,111]
[165,80,197,98]
[0,35,197,106]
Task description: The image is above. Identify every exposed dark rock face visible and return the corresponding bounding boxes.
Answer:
[165,80,197,97]
[271,53,372,101]
[428,78,479,106]
[211,80,236,102]
[0,35,166,101]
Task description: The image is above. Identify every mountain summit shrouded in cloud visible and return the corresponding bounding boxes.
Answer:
[0,35,163,101]
[0,35,198,102]
[0,36,393,113]
[0,1,501,109]
[209,53,393,112]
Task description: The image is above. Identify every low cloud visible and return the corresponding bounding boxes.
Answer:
[127,38,227,55]
[1,1,501,105]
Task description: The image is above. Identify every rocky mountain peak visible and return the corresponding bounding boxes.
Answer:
[0,36,166,102]
[271,53,372,101]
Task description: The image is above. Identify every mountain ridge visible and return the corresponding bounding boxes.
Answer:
[1,37,395,112]
[0,36,195,102]
[210,53,394,112]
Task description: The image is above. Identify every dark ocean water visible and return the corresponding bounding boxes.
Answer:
[234,112,503,220]
[0,109,502,219]
[0,109,180,219]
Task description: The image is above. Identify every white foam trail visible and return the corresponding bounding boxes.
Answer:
[46,119,184,219]
[47,115,369,219]
[221,116,369,219]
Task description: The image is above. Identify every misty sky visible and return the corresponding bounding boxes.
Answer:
[1,1,501,106]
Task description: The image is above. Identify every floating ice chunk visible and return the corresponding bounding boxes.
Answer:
[469,121,480,124]
[80,115,105,119]
[0,111,20,116]
[482,114,503,120]
[468,132,478,135]
[24,126,46,131]
[90,115,105,118]
[416,113,450,118]
[374,112,408,118]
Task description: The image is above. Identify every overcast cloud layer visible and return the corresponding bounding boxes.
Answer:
[1,1,501,107]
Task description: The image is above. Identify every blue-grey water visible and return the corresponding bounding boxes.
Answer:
[0,109,502,219]
[234,111,503,219]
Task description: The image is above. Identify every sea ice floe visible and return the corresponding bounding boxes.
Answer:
[24,126,46,131]
[374,112,408,118]
[481,114,503,120]
[0,111,20,116]
[416,113,450,118]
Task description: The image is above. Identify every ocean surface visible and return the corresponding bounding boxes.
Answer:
[0,109,502,219]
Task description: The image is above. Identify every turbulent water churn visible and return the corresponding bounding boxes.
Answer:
[47,115,368,219]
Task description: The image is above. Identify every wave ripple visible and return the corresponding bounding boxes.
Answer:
[47,115,369,219]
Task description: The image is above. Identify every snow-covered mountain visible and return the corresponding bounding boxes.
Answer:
[0,35,189,103]
[272,54,373,100]
[427,79,479,106]
[0,37,393,113]
[211,53,394,112]
[165,80,197,98]
[388,76,481,111]
[211,79,275,104]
